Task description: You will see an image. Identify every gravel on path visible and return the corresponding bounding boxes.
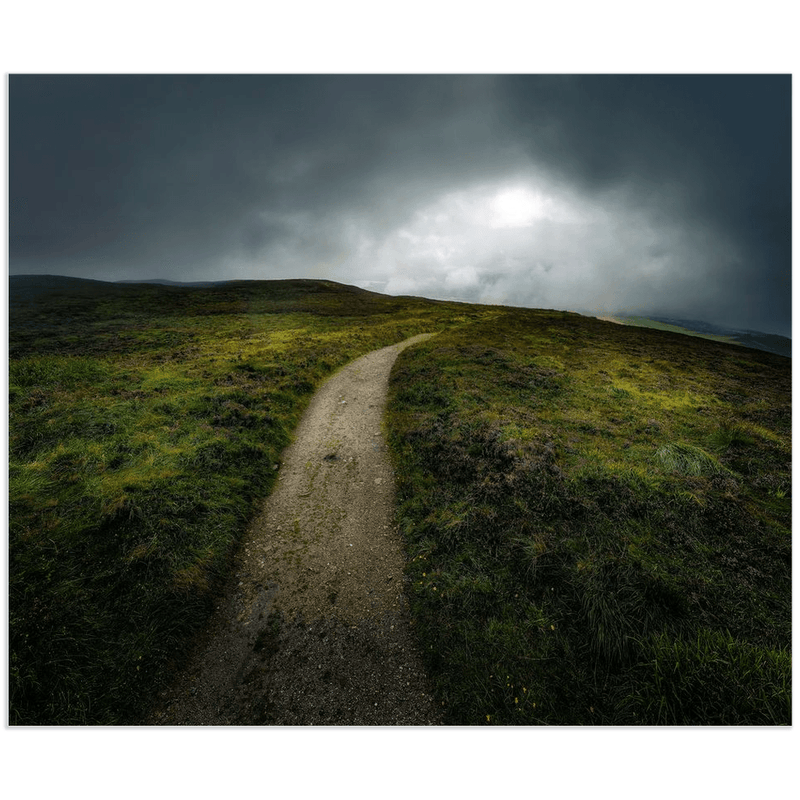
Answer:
[148,333,443,725]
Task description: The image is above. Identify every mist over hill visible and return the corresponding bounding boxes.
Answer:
[618,313,791,359]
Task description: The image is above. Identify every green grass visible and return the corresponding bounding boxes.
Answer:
[9,279,791,725]
[386,310,791,725]
[652,442,730,476]
[8,277,486,724]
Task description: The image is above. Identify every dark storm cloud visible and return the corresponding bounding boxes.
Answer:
[496,75,792,330]
[11,75,509,264]
[9,74,791,336]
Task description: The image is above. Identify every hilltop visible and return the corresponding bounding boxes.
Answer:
[11,273,789,358]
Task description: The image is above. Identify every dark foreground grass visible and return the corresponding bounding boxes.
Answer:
[8,276,482,724]
[386,309,791,725]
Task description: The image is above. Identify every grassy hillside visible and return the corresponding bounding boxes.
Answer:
[8,277,791,725]
[8,276,480,724]
[386,310,791,724]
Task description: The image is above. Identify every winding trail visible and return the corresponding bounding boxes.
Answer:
[149,333,442,725]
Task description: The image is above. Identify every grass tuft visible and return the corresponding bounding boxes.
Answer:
[653,442,730,476]
[622,629,791,725]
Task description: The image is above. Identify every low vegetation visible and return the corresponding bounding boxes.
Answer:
[9,277,791,725]
[8,277,479,724]
[386,310,790,724]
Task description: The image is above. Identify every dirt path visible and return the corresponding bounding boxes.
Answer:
[148,333,442,725]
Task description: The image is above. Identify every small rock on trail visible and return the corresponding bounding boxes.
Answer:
[148,333,442,725]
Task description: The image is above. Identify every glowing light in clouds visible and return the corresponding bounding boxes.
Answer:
[489,187,547,228]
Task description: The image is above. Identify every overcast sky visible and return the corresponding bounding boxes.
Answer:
[9,74,791,336]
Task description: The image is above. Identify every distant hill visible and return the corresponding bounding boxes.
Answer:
[8,274,371,309]
[115,278,224,288]
[9,273,119,297]
[645,315,791,359]
[604,313,791,359]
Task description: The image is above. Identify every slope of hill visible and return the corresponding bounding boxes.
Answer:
[387,310,790,724]
[8,276,791,725]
